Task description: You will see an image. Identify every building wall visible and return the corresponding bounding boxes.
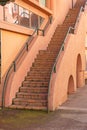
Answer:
[1,0,80,107]
[1,0,76,78]
[1,30,28,77]
[48,11,86,111]
[0,5,3,20]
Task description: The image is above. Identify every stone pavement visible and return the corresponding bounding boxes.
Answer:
[0,85,87,130]
[59,85,87,112]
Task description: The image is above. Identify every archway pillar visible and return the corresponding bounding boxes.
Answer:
[68,76,75,94]
[78,70,85,88]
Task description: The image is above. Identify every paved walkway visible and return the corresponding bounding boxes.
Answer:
[59,85,87,112]
[0,85,87,130]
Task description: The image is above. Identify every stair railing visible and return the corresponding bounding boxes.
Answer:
[2,16,52,108]
[48,3,86,112]
[1,28,37,108]
[68,6,85,34]
[37,16,52,36]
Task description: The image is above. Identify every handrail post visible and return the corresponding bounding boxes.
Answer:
[26,42,28,51]
[37,29,39,35]
[62,45,64,51]
[81,6,84,12]
[43,30,45,36]
[53,65,56,73]
[13,61,16,72]
[49,16,52,24]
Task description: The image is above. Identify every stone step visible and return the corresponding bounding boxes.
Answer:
[23,81,49,86]
[16,92,48,100]
[22,82,49,87]
[13,98,47,107]
[19,87,48,93]
[9,105,47,110]
[25,76,50,81]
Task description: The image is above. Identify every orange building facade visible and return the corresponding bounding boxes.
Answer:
[0,0,87,111]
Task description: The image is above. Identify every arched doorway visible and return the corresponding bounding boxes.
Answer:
[76,54,83,88]
[68,75,75,94]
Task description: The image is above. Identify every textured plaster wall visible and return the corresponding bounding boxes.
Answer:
[1,30,28,77]
[1,0,78,106]
[48,11,86,111]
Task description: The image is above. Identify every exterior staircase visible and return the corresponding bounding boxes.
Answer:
[10,0,86,110]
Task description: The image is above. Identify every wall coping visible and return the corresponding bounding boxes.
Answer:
[22,0,52,16]
[0,20,34,35]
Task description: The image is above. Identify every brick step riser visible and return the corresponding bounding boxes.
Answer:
[22,85,49,88]
[13,102,47,107]
[27,72,51,76]
[26,76,50,79]
[39,52,58,54]
[28,67,52,72]
[47,47,60,51]
[29,69,51,73]
[22,81,48,86]
[34,60,55,63]
[22,83,49,87]
[10,105,47,110]
[47,45,61,47]
[16,94,48,100]
[23,80,49,84]
[28,69,51,73]
[32,61,54,64]
[28,69,51,72]
[31,66,52,70]
[25,77,50,80]
[13,99,47,106]
[19,88,48,93]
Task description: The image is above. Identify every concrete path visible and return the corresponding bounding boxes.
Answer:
[0,85,87,130]
[59,85,87,112]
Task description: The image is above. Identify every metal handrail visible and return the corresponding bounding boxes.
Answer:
[2,16,52,108]
[47,3,86,111]
[1,28,37,108]
[37,16,52,36]
[74,6,84,30]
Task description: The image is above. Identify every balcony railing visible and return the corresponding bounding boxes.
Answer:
[0,2,44,29]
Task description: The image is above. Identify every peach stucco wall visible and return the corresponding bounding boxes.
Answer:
[48,11,86,111]
[51,0,77,23]
[15,0,50,19]
[0,5,3,20]
[1,0,79,106]
[1,30,28,77]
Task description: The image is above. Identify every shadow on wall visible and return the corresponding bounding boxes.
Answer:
[68,75,75,94]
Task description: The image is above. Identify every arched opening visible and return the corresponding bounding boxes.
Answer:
[68,75,75,94]
[76,54,83,88]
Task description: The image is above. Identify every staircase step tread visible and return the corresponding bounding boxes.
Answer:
[9,105,47,110]
[13,98,47,102]
[17,92,48,95]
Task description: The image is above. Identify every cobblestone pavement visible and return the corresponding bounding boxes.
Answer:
[0,85,87,130]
